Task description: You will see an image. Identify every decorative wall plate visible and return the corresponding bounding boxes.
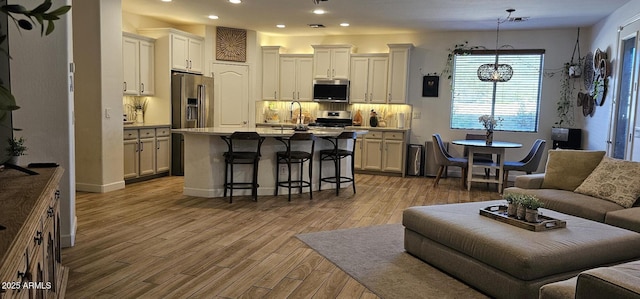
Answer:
[216,27,247,62]
[583,51,594,92]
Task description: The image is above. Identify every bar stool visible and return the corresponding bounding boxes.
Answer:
[319,131,357,196]
[220,132,265,203]
[274,132,316,201]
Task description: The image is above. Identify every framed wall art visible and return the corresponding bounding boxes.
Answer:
[422,75,439,97]
[216,26,247,62]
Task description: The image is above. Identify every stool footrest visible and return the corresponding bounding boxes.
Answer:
[277,180,311,189]
[320,176,354,184]
[224,182,259,189]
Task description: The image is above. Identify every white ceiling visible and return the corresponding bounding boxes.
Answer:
[122,0,632,36]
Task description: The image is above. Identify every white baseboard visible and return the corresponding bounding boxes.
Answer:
[61,216,77,248]
[76,180,125,193]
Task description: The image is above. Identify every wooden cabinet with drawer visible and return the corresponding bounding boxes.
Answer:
[356,129,407,175]
[0,168,66,299]
[124,126,171,182]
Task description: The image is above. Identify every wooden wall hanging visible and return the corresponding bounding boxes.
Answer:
[216,27,247,62]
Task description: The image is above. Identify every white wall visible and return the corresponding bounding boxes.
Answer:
[585,0,640,151]
[9,0,76,246]
[74,0,125,193]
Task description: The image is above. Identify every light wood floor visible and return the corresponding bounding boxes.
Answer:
[62,174,499,298]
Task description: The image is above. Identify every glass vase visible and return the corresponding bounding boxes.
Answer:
[485,130,493,145]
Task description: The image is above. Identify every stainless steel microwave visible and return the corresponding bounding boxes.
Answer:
[313,79,350,103]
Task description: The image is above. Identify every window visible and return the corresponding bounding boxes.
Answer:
[450,50,544,132]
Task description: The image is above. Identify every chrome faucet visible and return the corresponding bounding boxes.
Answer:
[290,101,307,131]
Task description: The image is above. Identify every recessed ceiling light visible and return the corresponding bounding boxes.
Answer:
[340,23,349,27]
[208,15,219,20]
[313,9,326,15]
[229,0,241,3]
[161,0,171,2]
[276,24,286,28]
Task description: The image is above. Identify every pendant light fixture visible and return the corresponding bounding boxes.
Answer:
[477,9,515,82]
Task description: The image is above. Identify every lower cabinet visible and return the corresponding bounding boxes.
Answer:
[0,168,66,299]
[124,126,170,182]
[356,130,406,175]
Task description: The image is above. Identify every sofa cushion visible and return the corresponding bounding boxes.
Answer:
[574,157,640,208]
[504,187,623,222]
[576,260,640,299]
[541,150,605,191]
[539,277,577,299]
[606,208,640,233]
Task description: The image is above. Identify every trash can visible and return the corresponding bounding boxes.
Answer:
[406,144,424,176]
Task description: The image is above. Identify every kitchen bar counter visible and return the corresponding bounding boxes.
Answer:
[123,122,171,129]
[173,127,368,198]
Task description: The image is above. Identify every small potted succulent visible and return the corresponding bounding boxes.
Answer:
[6,136,27,165]
[503,193,520,217]
[522,195,544,223]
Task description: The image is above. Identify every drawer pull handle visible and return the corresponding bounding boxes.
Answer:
[48,207,55,217]
[34,231,43,245]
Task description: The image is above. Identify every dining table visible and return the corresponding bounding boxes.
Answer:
[451,139,522,192]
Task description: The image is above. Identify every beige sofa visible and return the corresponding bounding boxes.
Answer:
[504,150,640,233]
[503,149,640,298]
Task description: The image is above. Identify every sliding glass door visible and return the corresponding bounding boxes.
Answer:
[612,22,640,160]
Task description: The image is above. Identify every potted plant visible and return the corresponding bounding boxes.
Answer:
[523,195,544,223]
[503,193,520,217]
[5,136,27,165]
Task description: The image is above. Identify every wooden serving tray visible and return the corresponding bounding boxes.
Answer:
[479,205,567,232]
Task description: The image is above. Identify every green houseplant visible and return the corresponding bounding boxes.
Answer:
[522,195,544,223]
[5,136,26,164]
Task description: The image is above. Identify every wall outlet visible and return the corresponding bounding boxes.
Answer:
[413,112,421,119]
[279,165,287,175]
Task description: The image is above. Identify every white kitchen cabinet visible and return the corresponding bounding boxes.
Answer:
[354,136,363,170]
[387,44,413,103]
[139,129,156,176]
[363,131,383,171]
[312,45,352,79]
[262,46,280,100]
[349,54,388,103]
[123,33,155,96]
[124,126,170,181]
[155,127,171,173]
[381,132,405,172]
[280,54,313,101]
[358,130,406,175]
[170,32,204,74]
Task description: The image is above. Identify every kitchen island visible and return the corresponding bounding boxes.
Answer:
[172,127,368,199]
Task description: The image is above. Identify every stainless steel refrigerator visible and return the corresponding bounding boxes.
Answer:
[171,72,214,175]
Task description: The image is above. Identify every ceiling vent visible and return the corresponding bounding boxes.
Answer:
[308,24,326,28]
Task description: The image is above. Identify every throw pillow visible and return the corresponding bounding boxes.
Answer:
[541,149,606,191]
[574,157,640,208]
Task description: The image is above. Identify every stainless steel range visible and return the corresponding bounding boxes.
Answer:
[312,111,352,127]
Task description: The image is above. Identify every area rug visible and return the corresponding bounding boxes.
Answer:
[296,224,488,299]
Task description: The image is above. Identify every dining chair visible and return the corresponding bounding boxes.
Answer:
[432,134,468,188]
[464,133,494,177]
[502,139,546,190]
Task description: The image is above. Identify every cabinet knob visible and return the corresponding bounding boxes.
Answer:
[48,207,54,217]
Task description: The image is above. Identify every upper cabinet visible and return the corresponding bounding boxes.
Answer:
[262,46,280,100]
[171,33,204,74]
[312,45,352,79]
[349,54,388,103]
[280,54,313,102]
[123,33,155,96]
[387,44,413,104]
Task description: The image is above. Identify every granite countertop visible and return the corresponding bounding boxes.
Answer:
[173,127,369,137]
[124,122,171,129]
[256,123,409,132]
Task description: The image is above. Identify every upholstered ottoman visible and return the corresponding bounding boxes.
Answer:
[403,200,640,299]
